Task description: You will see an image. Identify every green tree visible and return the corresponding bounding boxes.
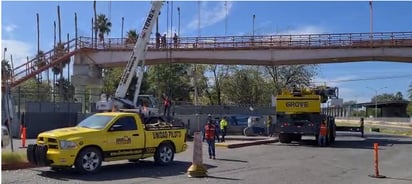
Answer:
[102,67,123,95]
[204,65,233,105]
[146,64,192,102]
[222,68,269,106]
[11,78,52,102]
[1,59,12,80]
[394,91,403,100]
[55,78,75,102]
[125,29,138,44]
[264,65,318,95]
[371,93,401,102]
[95,14,112,44]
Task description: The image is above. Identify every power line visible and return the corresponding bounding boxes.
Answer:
[312,74,412,84]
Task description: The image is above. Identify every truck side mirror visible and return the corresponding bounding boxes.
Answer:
[110,124,124,131]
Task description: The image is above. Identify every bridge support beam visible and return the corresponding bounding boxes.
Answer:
[72,54,104,112]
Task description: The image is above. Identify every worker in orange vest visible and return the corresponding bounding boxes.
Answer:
[318,120,328,146]
[203,119,218,159]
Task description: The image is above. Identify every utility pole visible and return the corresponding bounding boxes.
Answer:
[367,86,387,119]
[121,17,124,44]
[369,0,373,47]
[177,7,181,36]
[224,1,228,35]
[252,14,256,37]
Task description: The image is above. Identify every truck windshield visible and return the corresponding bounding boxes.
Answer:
[77,115,115,129]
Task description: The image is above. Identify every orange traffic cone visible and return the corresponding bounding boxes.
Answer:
[20,127,27,148]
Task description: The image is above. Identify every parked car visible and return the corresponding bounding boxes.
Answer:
[2,126,10,148]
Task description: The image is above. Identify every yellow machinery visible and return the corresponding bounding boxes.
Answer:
[274,86,338,144]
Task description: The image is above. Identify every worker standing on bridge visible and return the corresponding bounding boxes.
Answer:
[173,33,178,48]
[161,34,167,48]
[318,120,328,146]
[220,116,228,142]
[156,32,161,48]
[203,118,218,159]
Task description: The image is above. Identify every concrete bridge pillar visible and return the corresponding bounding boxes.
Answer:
[71,53,104,112]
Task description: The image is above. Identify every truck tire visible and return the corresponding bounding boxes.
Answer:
[279,133,291,143]
[154,143,174,165]
[74,147,102,174]
[27,144,37,165]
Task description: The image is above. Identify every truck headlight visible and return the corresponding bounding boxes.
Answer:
[60,140,77,149]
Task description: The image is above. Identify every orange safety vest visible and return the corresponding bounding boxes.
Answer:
[319,124,328,136]
[204,124,216,140]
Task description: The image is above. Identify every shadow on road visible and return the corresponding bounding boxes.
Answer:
[332,133,412,150]
[207,175,241,181]
[273,132,412,150]
[385,176,412,182]
[36,160,217,182]
[215,158,248,163]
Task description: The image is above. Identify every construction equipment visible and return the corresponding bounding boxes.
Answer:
[96,1,163,115]
[274,86,339,145]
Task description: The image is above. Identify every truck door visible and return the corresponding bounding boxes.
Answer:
[106,115,144,158]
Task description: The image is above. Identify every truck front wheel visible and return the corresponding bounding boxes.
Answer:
[154,143,174,165]
[75,147,102,174]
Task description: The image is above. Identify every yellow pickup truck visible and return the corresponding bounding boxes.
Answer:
[27,112,188,174]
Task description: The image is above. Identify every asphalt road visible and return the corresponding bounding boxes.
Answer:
[2,132,412,184]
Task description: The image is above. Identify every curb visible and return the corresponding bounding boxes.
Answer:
[1,162,37,171]
[216,138,278,148]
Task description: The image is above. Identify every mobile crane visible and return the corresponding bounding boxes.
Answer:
[274,86,338,145]
[96,1,163,115]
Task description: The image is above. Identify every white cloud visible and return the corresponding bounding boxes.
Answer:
[279,25,326,35]
[1,40,34,70]
[3,24,18,39]
[187,1,233,31]
[4,24,17,32]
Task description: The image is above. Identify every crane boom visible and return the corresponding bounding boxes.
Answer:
[115,1,163,103]
[96,1,163,113]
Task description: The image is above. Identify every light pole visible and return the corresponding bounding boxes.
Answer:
[369,0,373,47]
[121,17,124,44]
[3,47,7,60]
[224,1,227,35]
[252,14,256,37]
[367,86,387,118]
[177,7,180,36]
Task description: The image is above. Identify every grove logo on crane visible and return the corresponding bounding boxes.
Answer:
[285,102,309,108]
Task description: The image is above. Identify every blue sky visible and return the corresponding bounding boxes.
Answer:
[1,1,412,103]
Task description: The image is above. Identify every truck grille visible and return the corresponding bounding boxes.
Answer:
[37,137,59,150]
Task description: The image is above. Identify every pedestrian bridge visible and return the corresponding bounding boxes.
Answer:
[6,31,412,89]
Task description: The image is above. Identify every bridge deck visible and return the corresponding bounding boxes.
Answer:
[3,31,412,89]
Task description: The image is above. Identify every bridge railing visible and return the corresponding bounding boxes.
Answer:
[78,31,412,50]
[5,38,78,88]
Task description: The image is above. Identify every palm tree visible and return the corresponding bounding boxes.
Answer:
[1,59,12,81]
[408,82,412,100]
[34,50,46,68]
[94,14,112,45]
[34,50,46,83]
[125,29,138,44]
